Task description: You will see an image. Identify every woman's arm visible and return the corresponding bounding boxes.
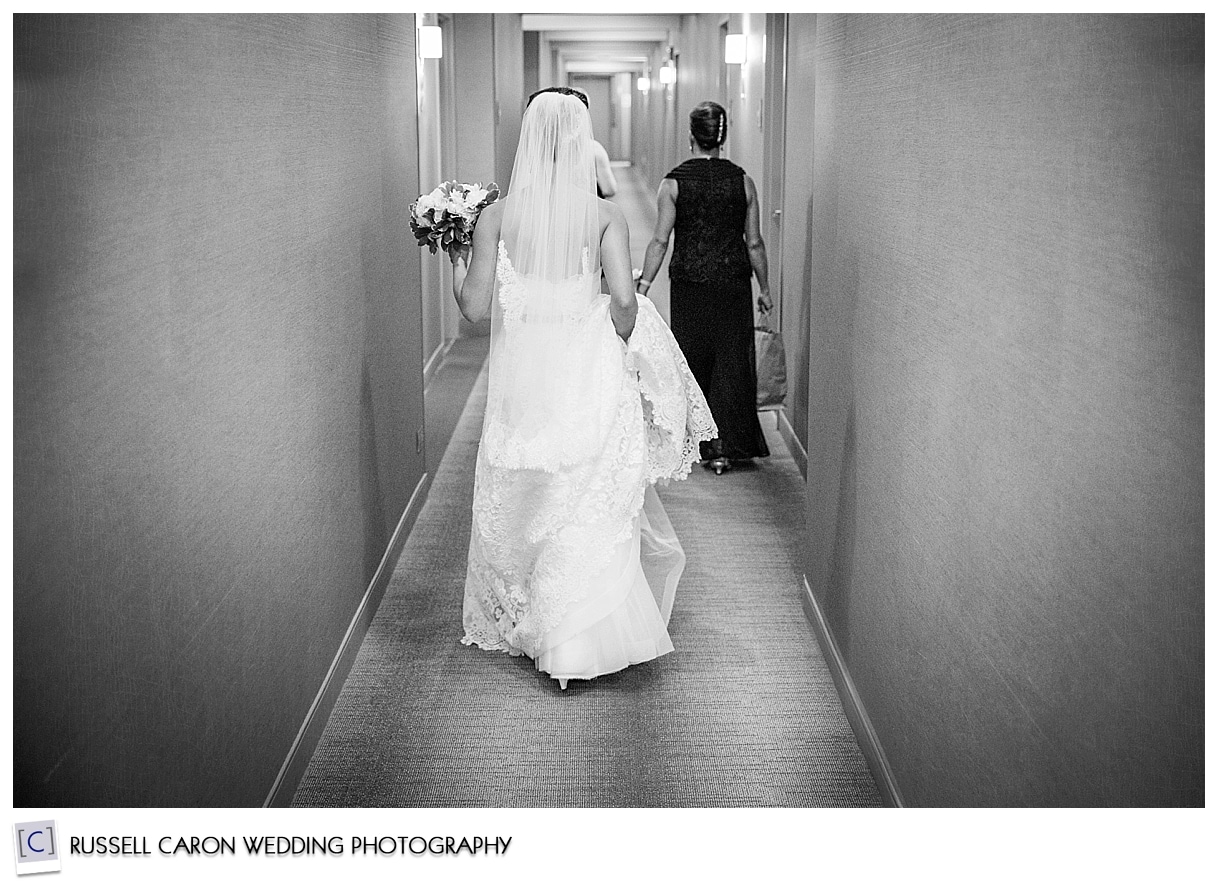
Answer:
[743,175,773,315]
[636,178,677,296]
[600,202,637,340]
[450,201,503,323]
[593,140,618,198]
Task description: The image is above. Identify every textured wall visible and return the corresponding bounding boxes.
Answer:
[805,14,1203,806]
[523,30,540,98]
[417,14,447,371]
[493,14,525,192]
[779,15,817,458]
[13,13,424,806]
[453,15,497,186]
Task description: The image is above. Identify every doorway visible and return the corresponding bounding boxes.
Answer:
[570,74,614,155]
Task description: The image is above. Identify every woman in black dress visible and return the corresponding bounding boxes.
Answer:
[635,101,773,474]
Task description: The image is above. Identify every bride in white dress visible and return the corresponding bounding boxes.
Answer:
[451,88,715,690]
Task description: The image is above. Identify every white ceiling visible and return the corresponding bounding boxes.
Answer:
[525,13,679,78]
[521,14,682,35]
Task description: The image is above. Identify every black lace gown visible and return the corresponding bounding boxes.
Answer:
[665,158,769,461]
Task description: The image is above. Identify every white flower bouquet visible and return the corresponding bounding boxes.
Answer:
[409,181,500,257]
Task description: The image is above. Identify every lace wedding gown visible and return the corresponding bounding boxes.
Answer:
[461,242,716,685]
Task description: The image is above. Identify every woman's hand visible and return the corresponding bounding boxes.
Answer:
[757,290,774,315]
[450,243,470,300]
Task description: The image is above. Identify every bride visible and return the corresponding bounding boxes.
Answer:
[451,87,714,690]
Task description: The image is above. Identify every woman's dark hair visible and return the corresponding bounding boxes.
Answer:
[527,86,589,109]
[690,101,727,150]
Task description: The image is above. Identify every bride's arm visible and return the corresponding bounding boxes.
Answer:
[451,201,502,323]
[601,203,637,341]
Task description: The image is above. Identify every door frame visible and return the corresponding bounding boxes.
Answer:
[762,12,788,331]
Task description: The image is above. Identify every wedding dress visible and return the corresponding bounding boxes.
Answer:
[461,248,715,683]
[460,92,715,687]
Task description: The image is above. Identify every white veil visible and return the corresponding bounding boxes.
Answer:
[501,90,600,284]
[483,91,619,471]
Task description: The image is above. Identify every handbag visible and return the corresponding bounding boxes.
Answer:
[754,322,787,411]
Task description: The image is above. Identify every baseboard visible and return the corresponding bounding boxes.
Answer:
[422,337,456,390]
[800,574,906,807]
[264,471,433,807]
[776,406,807,479]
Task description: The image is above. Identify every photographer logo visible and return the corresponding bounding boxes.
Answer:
[12,821,60,876]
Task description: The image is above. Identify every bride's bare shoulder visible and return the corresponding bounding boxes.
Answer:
[472,199,506,242]
[480,198,507,222]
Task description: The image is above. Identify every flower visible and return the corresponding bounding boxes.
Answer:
[409,180,500,256]
[416,190,444,215]
[465,185,489,207]
[447,193,473,219]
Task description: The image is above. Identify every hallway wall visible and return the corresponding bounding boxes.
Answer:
[453,15,498,187]
[722,13,767,191]
[778,14,816,461]
[449,13,520,339]
[631,43,673,188]
[13,13,425,806]
[803,13,1203,805]
[671,14,719,179]
[493,14,525,192]
[417,13,448,376]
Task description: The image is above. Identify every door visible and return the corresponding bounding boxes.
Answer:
[763,13,788,325]
[570,75,614,149]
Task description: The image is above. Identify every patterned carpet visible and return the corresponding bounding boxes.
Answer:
[291,365,882,807]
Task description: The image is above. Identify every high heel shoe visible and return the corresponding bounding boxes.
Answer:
[701,439,730,475]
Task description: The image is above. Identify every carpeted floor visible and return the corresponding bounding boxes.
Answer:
[291,361,882,807]
[424,334,489,477]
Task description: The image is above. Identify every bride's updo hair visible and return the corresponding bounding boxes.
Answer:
[528,86,590,110]
[690,101,727,150]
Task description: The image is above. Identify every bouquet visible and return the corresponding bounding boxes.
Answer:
[409,180,500,258]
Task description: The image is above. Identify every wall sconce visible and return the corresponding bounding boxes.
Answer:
[725,34,746,65]
[637,75,651,92]
[659,62,676,85]
[419,25,443,59]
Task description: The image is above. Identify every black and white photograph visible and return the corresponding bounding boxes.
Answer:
[7,8,1208,874]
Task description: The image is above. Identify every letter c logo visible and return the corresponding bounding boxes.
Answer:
[26,830,44,853]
